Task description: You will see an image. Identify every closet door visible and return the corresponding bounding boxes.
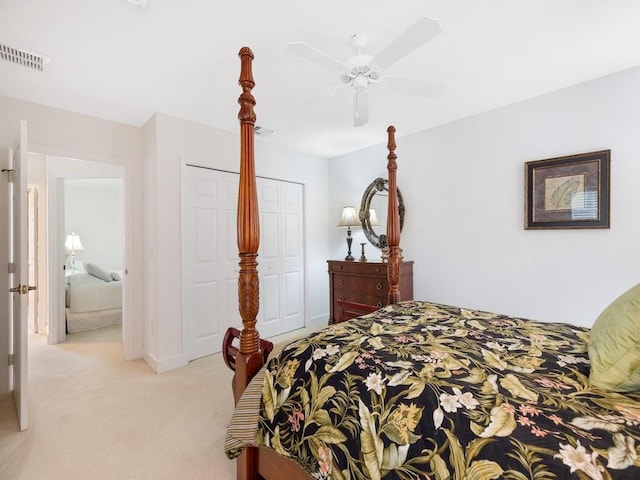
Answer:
[257,178,304,338]
[183,167,304,361]
[183,167,239,361]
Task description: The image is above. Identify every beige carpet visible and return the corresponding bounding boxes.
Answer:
[0,325,313,480]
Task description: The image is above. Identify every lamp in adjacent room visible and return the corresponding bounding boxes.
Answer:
[337,206,359,261]
[65,232,84,273]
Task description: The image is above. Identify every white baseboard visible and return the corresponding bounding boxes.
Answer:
[143,350,188,373]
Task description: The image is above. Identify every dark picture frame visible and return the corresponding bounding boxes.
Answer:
[525,150,610,229]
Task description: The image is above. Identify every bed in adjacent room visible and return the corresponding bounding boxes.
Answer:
[222,47,640,480]
[65,262,123,333]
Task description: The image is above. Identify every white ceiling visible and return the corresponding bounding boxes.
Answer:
[2,0,640,158]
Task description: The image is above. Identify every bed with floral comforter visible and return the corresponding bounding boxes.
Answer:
[225,301,640,480]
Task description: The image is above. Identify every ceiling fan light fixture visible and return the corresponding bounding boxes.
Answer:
[286,15,443,126]
[352,74,368,93]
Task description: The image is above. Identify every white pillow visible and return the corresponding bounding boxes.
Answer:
[85,263,113,282]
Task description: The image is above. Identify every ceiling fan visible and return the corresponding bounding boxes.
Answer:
[285,16,445,127]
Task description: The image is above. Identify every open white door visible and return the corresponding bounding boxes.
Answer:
[9,120,30,431]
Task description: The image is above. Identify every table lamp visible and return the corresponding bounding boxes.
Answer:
[65,232,84,273]
[337,206,359,261]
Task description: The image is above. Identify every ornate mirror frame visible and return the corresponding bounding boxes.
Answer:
[359,177,405,249]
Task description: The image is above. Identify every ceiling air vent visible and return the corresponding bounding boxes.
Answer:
[0,43,49,72]
[255,126,274,137]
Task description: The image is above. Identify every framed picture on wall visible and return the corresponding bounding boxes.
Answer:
[524,150,610,229]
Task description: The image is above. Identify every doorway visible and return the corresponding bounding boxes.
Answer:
[63,178,124,337]
[25,154,128,347]
[27,186,39,334]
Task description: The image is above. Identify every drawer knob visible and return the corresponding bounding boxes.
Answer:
[339,279,344,286]
[339,295,345,301]
[375,267,381,273]
[338,265,343,270]
[377,302,383,308]
[376,283,383,290]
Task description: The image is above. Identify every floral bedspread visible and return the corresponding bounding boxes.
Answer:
[225,301,640,480]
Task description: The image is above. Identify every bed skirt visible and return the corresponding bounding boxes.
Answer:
[66,307,122,334]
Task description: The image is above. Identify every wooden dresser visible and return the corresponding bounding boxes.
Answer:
[327,260,414,324]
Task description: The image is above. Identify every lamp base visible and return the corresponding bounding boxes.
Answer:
[344,229,354,261]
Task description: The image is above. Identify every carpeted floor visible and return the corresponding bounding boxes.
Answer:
[0,325,311,480]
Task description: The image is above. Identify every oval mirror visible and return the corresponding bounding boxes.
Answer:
[359,177,405,249]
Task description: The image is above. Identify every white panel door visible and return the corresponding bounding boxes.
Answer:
[183,167,239,361]
[279,182,304,333]
[183,167,304,360]
[257,178,304,338]
[9,120,29,431]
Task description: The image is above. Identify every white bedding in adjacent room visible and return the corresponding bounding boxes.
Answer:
[65,271,123,333]
[66,273,122,313]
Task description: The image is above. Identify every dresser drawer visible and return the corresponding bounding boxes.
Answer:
[333,274,388,294]
[328,261,386,276]
[328,260,414,324]
[333,290,386,309]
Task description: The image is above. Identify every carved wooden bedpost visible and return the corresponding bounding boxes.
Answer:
[386,126,401,305]
[234,47,263,402]
[234,46,262,480]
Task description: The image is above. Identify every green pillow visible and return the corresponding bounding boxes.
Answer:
[588,283,640,392]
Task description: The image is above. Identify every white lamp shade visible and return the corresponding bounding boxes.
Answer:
[65,233,84,252]
[368,209,381,227]
[337,206,359,227]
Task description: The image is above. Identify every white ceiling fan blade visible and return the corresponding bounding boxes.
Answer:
[383,76,446,98]
[286,41,348,72]
[353,90,369,127]
[373,16,441,69]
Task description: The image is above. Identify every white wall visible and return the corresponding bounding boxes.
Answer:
[329,66,640,328]
[65,178,124,272]
[142,113,331,373]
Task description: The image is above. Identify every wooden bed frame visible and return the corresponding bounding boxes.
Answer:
[223,46,403,480]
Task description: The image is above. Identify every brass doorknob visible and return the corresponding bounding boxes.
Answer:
[8,285,37,294]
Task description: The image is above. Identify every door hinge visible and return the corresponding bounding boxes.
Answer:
[8,354,14,366]
[8,262,15,274]
[2,168,14,183]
